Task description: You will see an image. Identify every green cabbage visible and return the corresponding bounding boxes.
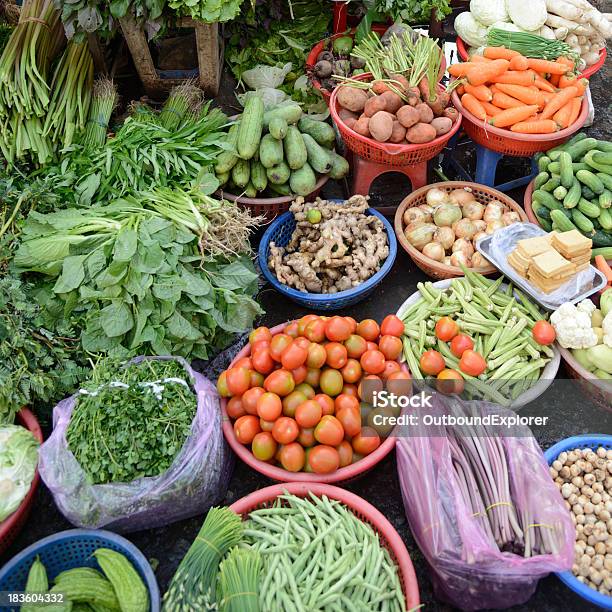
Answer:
[0,426,39,522]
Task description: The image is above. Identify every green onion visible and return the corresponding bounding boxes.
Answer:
[218,547,261,612]
[487,29,578,63]
[159,82,203,131]
[82,77,117,150]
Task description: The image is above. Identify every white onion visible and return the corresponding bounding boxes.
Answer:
[462,200,485,221]
[426,187,449,207]
[452,238,474,257]
[454,218,478,240]
[434,203,462,227]
[473,220,487,232]
[486,220,504,234]
[451,252,471,268]
[473,231,488,243]
[403,208,427,226]
[502,211,521,226]
[422,242,445,262]
[405,223,437,250]
[449,188,475,206]
[471,252,489,268]
[417,205,434,222]
[434,226,455,250]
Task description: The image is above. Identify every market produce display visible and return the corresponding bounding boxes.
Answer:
[219,314,409,474]
[530,133,612,249]
[268,196,390,294]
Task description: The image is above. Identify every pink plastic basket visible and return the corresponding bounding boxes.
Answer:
[220,322,406,484]
[0,408,43,557]
[229,481,421,611]
[330,73,462,166]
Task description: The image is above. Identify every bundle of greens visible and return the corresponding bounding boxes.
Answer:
[0,23,12,55]
[81,77,118,150]
[66,358,197,484]
[168,0,243,24]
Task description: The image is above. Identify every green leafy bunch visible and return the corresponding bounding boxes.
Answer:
[359,0,452,32]
[167,0,243,24]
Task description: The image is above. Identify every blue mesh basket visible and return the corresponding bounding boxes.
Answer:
[258,204,397,310]
[0,529,160,611]
[544,435,612,611]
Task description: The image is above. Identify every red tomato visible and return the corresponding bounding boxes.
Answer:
[282,390,308,418]
[303,448,314,472]
[309,445,340,474]
[217,371,229,397]
[344,334,367,359]
[251,340,270,354]
[450,334,474,358]
[297,314,319,336]
[436,369,465,394]
[260,418,275,432]
[356,319,380,342]
[251,432,277,461]
[325,342,348,369]
[319,369,344,397]
[251,348,275,375]
[264,369,295,397]
[249,370,264,388]
[344,317,357,333]
[304,318,326,343]
[295,399,323,428]
[386,370,412,397]
[341,358,362,383]
[314,415,344,446]
[295,383,315,399]
[280,342,307,370]
[325,316,352,342]
[249,326,272,346]
[242,386,265,415]
[336,440,353,467]
[257,392,282,421]
[306,343,326,369]
[342,383,359,397]
[234,415,261,445]
[366,341,379,352]
[459,350,487,377]
[279,442,305,472]
[305,368,321,388]
[435,317,459,342]
[291,365,307,385]
[270,334,293,362]
[225,367,251,396]
[378,335,402,361]
[532,320,556,345]
[234,357,253,370]
[293,337,311,350]
[360,349,385,374]
[272,417,299,444]
[314,393,335,416]
[227,396,245,419]
[358,375,382,402]
[336,405,361,437]
[380,314,405,337]
[419,350,446,376]
[284,321,299,338]
[298,427,316,447]
[352,427,381,455]
[380,360,401,380]
[334,393,360,413]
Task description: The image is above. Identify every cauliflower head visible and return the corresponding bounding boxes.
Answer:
[550,302,598,349]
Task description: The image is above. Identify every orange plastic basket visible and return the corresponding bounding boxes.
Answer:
[0,408,43,557]
[330,73,462,166]
[451,89,589,156]
[230,482,421,611]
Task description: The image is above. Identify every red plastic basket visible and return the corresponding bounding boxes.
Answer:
[330,73,462,167]
[451,88,588,156]
[220,322,407,484]
[229,482,421,611]
[455,36,607,78]
[0,408,43,557]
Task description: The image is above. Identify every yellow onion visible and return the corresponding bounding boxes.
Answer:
[473,231,488,243]
[502,211,521,226]
[449,188,475,206]
[452,238,474,257]
[483,201,505,223]
[403,207,427,227]
[433,203,462,227]
[422,242,445,262]
[473,220,487,232]
[454,218,478,240]
[417,204,434,222]
[426,187,448,207]
[471,252,489,268]
[486,220,504,234]
[462,200,485,221]
[405,223,437,250]
[451,251,471,267]
[433,226,455,250]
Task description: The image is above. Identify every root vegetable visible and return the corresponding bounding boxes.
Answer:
[396,105,420,129]
[462,200,485,221]
[415,102,434,124]
[443,256,452,266]
[339,108,358,123]
[338,87,368,112]
[583,51,601,66]
[353,116,370,137]
[369,111,394,142]
[471,252,489,268]
[431,117,453,136]
[389,120,407,143]
[344,117,357,129]
[403,208,427,226]
[364,96,387,117]
[418,205,434,221]
[428,92,450,117]
[372,80,390,95]
[405,223,437,250]
[422,242,445,261]
[452,238,474,257]
[545,0,582,21]
[314,60,333,78]
[434,203,463,227]
[546,14,593,36]
[380,91,403,114]
[451,252,471,267]
[443,107,459,122]
[450,189,475,206]
[454,218,478,240]
[389,74,411,95]
[433,226,455,250]
[502,211,521,226]
[406,123,437,144]
[426,188,449,207]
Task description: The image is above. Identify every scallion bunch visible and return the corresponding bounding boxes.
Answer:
[82,77,117,150]
[218,547,261,612]
[487,29,578,62]
[159,82,203,131]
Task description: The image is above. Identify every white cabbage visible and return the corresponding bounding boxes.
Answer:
[470,0,508,26]
[491,20,523,32]
[455,12,489,48]
[506,0,547,31]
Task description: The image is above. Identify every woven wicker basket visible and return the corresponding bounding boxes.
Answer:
[394,181,528,279]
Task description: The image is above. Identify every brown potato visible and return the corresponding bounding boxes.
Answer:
[406,122,437,144]
[353,116,371,137]
[389,74,410,94]
[406,86,421,106]
[396,105,420,129]
[415,102,434,124]
[337,86,368,112]
[379,91,403,114]
[364,95,387,117]
[388,120,406,143]
[368,111,394,142]
[443,107,459,122]
[339,108,359,123]
[431,116,453,136]
[372,80,390,95]
[344,117,357,129]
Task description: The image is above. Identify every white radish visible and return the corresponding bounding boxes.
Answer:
[577,35,587,44]
[582,50,600,65]
[577,57,587,70]
[566,32,579,46]
[584,8,612,38]
[554,26,569,39]
[545,14,593,35]
[545,0,582,21]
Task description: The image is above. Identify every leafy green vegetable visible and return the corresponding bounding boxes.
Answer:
[0,23,13,55]
[168,0,243,23]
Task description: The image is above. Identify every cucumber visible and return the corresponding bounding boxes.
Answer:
[268,116,288,140]
[302,133,333,174]
[259,134,284,168]
[595,140,612,153]
[592,246,612,258]
[534,171,550,190]
[592,230,612,247]
[263,104,302,129]
[598,208,612,230]
[536,206,551,220]
[593,151,612,165]
[533,189,562,210]
[583,150,612,175]
[577,198,601,219]
[576,169,605,194]
[266,160,291,185]
[250,160,268,192]
[553,185,568,200]
[237,95,264,160]
[289,162,317,196]
[535,209,553,231]
[599,189,612,209]
[558,151,574,189]
[216,170,230,186]
[550,209,578,232]
[572,208,595,233]
[231,158,250,188]
[537,155,551,172]
[284,126,308,170]
[215,123,240,174]
[244,181,257,198]
[268,182,292,196]
[298,117,336,146]
[547,131,587,156]
[566,136,598,161]
[542,175,561,192]
[564,179,581,209]
[547,162,589,174]
[597,172,612,191]
[581,185,596,200]
[328,151,349,179]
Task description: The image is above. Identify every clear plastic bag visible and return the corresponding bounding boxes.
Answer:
[396,394,574,610]
[38,356,233,533]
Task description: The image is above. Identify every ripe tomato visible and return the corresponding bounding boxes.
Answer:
[249,326,272,346]
[319,368,344,397]
[336,440,353,467]
[459,350,487,377]
[341,358,362,383]
[532,320,556,345]
[352,427,381,455]
[378,335,402,361]
[306,343,326,369]
[298,427,315,447]
[304,367,321,388]
[234,415,261,445]
[270,334,293,362]
[264,369,295,397]
[234,357,253,370]
[309,445,340,474]
[436,369,465,394]
[344,317,357,334]
[303,448,314,472]
[297,314,319,336]
[326,342,348,369]
[304,318,326,343]
[450,334,474,358]
[251,432,277,461]
[345,334,367,359]
[242,386,265,415]
[293,337,311,350]
[281,343,308,370]
[284,321,299,338]
[419,350,445,376]
[386,371,411,397]
[279,442,305,472]
[249,370,264,388]
[380,360,401,380]
[380,314,405,337]
[358,375,382,402]
[257,392,282,421]
[282,390,308,418]
[217,371,229,397]
[325,316,352,342]
[356,319,380,342]
[314,415,344,446]
[272,417,299,445]
[360,349,385,374]
[336,405,361,437]
[291,365,308,385]
[435,317,459,342]
[366,341,379,352]
[342,383,359,397]
[225,367,251,396]
[251,348,274,375]
[334,393,360,413]
[251,340,270,354]
[260,418,275,432]
[226,396,245,419]
[295,399,323,428]
[295,383,315,399]
[314,393,335,416]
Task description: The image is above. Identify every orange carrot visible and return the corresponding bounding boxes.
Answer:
[553,99,574,129]
[456,84,465,96]
[509,55,529,71]
[492,91,525,109]
[558,73,578,88]
[549,73,560,87]
[489,104,539,128]
[541,86,579,119]
[541,91,555,104]
[556,56,576,70]
[469,54,491,63]
[483,46,520,60]
[574,78,588,95]
[461,93,487,120]
[526,58,571,75]
[495,83,544,106]
[567,97,582,127]
[490,70,536,87]
[466,59,509,86]
[481,101,503,117]
[510,119,558,133]
[595,255,612,285]
[533,73,556,92]
[464,83,493,102]
[448,63,475,77]
[489,84,500,94]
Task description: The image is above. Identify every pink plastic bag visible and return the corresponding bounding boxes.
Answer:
[396,394,574,610]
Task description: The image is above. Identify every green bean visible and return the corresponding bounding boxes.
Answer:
[402,338,423,379]
[418,319,426,354]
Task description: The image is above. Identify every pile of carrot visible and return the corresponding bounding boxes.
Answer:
[448,47,587,134]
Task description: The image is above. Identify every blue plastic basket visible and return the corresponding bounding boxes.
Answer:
[544,435,612,611]
[0,529,160,611]
[258,204,397,310]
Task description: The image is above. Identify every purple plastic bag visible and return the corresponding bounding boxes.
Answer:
[396,394,574,610]
[39,356,233,533]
